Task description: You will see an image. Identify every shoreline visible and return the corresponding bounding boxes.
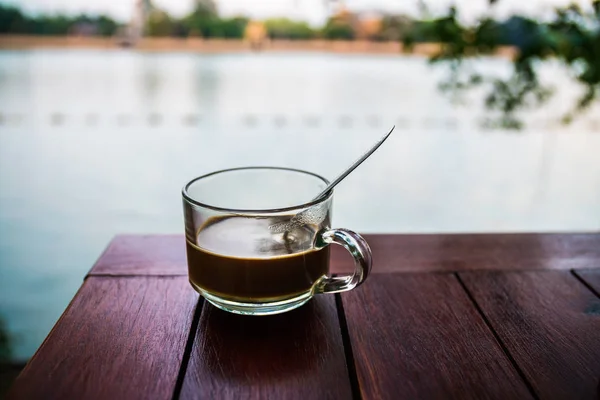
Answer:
[0,35,516,57]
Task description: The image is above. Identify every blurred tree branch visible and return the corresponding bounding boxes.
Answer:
[410,1,600,129]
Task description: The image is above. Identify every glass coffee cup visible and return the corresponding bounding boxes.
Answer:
[182,167,372,315]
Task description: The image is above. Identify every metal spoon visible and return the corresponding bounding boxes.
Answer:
[311,125,395,201]
[269,126,395,234]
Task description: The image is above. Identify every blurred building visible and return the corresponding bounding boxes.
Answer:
[378,14,413,42]
[354,11,384,41]
[120,0,153,45]
[245,21,267,50]
[326,0,347,16]
[329,5,384,41]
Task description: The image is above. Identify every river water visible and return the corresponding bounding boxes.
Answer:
[0,50,599,361]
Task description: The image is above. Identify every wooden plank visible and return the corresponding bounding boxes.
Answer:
[90,234,187,276]
[341,273,532,399]
[180,296,353,399]
[88,233,600,276]
[8,277,199,400]
[460,271,600,400]
[574,269,600,295]
[332,232,600,273]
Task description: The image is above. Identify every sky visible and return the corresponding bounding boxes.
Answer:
[7,0,589,26]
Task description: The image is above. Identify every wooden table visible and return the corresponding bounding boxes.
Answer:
[7,233,600,400]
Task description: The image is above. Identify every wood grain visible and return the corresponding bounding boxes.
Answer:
[88,233,600,276]
[89,234,187,276]
[331,232,600,273]
[7,277,199,400]
[180,296,353,399]
[573,269,600,295]
[460,271,600,400]
[341,273,532,399]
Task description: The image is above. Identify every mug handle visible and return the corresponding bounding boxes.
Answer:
[315,228,372,294]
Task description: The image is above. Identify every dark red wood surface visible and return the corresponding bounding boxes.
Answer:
[88,233,600,276]
[334,232,600,273]
[180,297,353,399]
[460,271,600,400]
[90,234,186,276]
[341,273,533,399]
[11,233,600,400]
[7,277,199,400]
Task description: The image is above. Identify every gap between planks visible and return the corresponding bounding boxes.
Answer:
[453,273,540,400]
[570,270,600,298]
[335,294,362,400]
[167,292,361,400]
[130,268,595,400]
[172,297,204,400]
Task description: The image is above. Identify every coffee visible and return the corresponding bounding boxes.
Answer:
[186,216,330,303]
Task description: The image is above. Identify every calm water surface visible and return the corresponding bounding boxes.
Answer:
[1,50,599,360]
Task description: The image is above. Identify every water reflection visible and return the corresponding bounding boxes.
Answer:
[273,115,287,127]
[148,113,162,126]
[116,114,131,126]
[339,115,352,128]
[86,113,99,126]
[183,113,200,126]
[303,115,320,127]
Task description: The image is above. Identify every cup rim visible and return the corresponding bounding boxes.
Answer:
[182,166,332,213]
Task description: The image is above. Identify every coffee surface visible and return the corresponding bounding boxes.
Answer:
[186,216,329,302]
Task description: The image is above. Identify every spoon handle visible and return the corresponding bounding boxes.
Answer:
[312,125,395,201]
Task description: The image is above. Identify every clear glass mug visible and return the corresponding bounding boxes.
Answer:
[182,167,372,315]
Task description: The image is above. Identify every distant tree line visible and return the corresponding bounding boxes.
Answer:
[1,1,578,45]
[0,3,352,40]
[144,3,249,38]
[0,4,117,36]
